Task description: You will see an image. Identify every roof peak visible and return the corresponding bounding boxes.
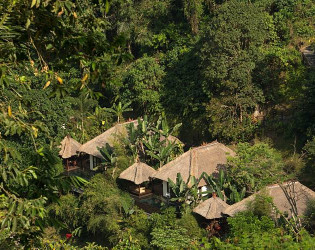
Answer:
[190,141,220,151]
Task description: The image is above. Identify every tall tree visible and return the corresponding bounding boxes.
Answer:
[201,0,273,142]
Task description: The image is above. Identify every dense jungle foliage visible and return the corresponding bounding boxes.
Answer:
[1,0,315,248]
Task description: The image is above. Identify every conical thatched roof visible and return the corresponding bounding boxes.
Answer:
[153,141,235,187]
[193,196,230,219]
[119,162,157,185]
[78,120,138,159]
[59,135,82,159]
[223,181,315,217]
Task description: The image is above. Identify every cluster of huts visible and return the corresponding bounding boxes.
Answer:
[59,120,315,221]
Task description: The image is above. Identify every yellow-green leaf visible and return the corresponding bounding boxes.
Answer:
[43,81,51,89]
[32,126,38,138]
[26,18,31,29]
[8,106,12,117]
[81,74,88,82]
[105,0,110,14]
[57,77,63,84]
[31,0,36,8]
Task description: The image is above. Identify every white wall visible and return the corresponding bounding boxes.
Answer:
[89,155,94,170]
[200,186,208,197]
[162,181,170,198]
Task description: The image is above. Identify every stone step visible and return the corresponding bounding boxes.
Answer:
[302,46,315,67]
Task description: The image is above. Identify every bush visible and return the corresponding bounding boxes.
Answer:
[227,142,287,193]
[305,199,315,231]
[48,194,80,233]
[120,209,152,249]
[176,209,205,240]
[151,226,192,249]
[247,194,274,218]
[206,213,315,249]
[79,174,134,246]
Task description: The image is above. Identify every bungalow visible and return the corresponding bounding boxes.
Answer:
[152,141,235,197]
[78,120,138,170]
[119,162,157,197]
[223,181,315,218]
[77,119,182,171]
[193,193,230,220]
[59,135,82,171]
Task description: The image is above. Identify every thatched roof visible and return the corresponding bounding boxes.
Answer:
[223,181,315,217]
[193,196,230,219]
[78,119,182,159]
[119,162,157,185]
[153,141,235,187]
[160,134,183,146]
[59,135,82,159]
[78,120,138,158]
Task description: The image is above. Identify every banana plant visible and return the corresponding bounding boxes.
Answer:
[124,122,139,160]
[153,115,182,140]
[98,143,117,177]
[87,106,111,132]
[161,119,182,138]
[146,141,177,169]
[168,173,205,206]
[137,115,150,136]
[229,185,246,203]
[202,170,226,201]
[201,170,247,204]
[168,173,190,203]
[186,175,208,207]
[104,101,133,123]
[125,116,151,158]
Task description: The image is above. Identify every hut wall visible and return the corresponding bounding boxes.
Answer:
[152,180,163,196]
[163,181,171,198]
[89,155,94,170]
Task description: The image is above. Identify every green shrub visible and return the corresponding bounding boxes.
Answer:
[79,174,134,246]
[228,142,287,193]
[176,210,205,240]
[151,226,192,249]
[247,194,274,218]
[121,209,152,249]
[48,194,80,232]
[305,199,315,231]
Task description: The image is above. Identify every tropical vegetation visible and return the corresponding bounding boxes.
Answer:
[1,0,315,248]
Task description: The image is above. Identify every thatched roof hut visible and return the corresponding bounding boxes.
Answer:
[223,181,315,217]
[78,120,138,159]
[79,120,183,159]
[59,135,82,159]
[119,162,157,185]
[153,141,235,187]
[193,196,230,219]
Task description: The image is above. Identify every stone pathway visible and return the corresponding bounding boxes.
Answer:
[302,45,315,68]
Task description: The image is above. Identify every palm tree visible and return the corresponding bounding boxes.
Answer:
[104,101,133,123]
